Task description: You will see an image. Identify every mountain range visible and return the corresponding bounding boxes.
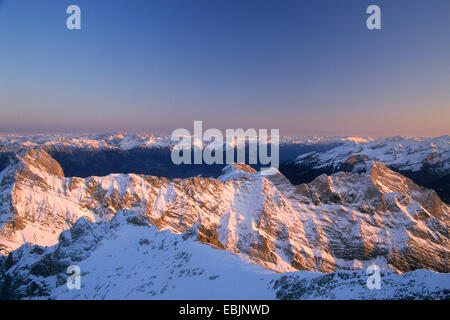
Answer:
[0,133,366,152]
[0,135,448,300]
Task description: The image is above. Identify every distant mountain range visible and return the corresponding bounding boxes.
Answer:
[0,133,343,179]
[0,133,368,152]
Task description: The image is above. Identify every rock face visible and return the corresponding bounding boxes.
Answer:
[0,149,449,274]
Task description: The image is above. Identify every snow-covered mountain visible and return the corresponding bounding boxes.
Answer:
[0,133,326,152]
[0,149,448,275]
[0,133,378,153]
[281,135,450,204]
[1,210,448,300]
[0,133,173,152]
[294,135,450,174]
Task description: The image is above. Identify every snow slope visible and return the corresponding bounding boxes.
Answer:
[1,210,448,300]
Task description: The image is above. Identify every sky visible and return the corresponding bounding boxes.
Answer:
[0,0,449,136]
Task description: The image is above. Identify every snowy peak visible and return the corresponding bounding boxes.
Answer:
[217,163,257,181]
[0,150,93,254]
[368,161,445,219]
[0,149,64,191]
[16,149,64,178]
[303,161,447,219]
[368,161,424,194]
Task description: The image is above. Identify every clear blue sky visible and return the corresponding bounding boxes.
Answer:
[0,0,449,136]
